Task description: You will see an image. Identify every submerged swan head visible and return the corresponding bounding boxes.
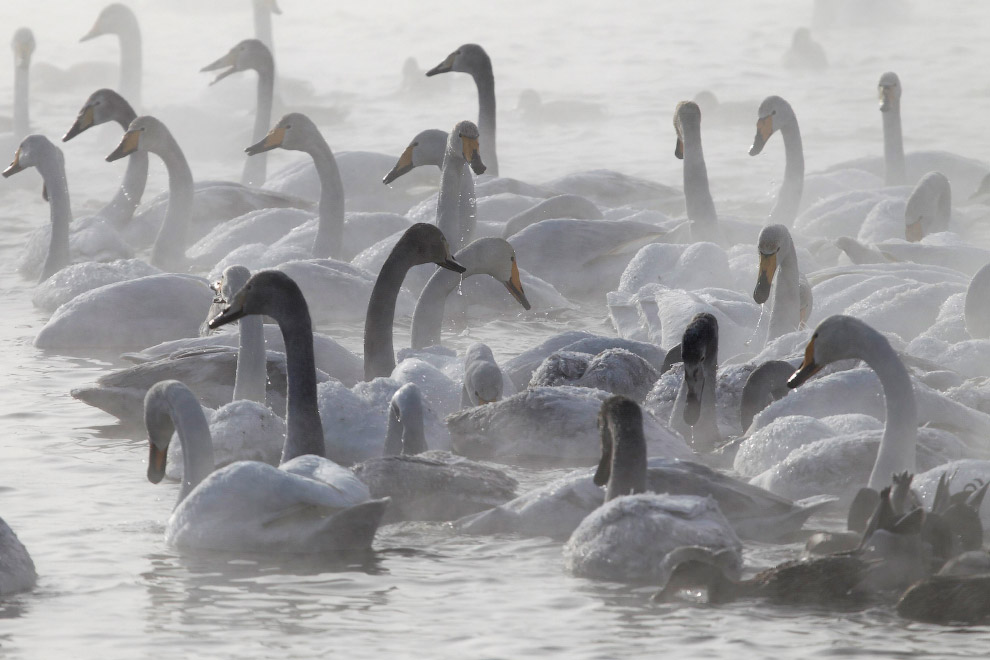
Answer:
[208,269,309,330]
[426,43,491,78]
[63,88,134,141]
[464,343,503,406]
[749,96,793,156]
[11,28,35,68]
[382,128,447,184]
[681,313,718,426]
[106,115,171,161]
[3,134,61,179]
[673,101,702,159]
[245,112,318,156]
[201,39,272,85]
[383,382,428,456]
[446,120,486,175]
[878,72,901,112]
[593,395,647,501]
[753,224,792,304]
[80,3,138,42]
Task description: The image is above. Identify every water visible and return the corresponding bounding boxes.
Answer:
[2,0,990,657]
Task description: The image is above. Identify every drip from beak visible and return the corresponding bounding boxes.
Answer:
[426,51,456,76]
[788,337,822,388]
[147,442,168,484]
[502,259,531,310]
[2,148,24,178]
[749,115,773,156]
[674,136,684,160]
[753,251,777,304]
[201,51,239,86]
[63,105,96,142]
[383,144,415,185]
[245,126,286,155]
[905,219,924,242]
[106,130,141,162]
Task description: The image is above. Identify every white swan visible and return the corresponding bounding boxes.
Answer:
[435,120,487,248]
[0,516,36,596]
[80,3,142,108]
[749,95,804,226]
[144,380,384,554]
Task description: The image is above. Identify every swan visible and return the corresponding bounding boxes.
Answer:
[363,223,465,380]
[6,28,32,143]
[740,360,796,431]
[528,348,659,403]
[755,224,803,343]
[251,0,280,51]
[201,39,274,187]
[0,516,36,596]
[80,3,142,108]
[409,237,529,349]
[351,382,517,522]
[435,120,486,248]
[143,380,385,554]
[3,135,131,282]
[460,343,506,406]
[673,100,721,244]
[782,28,828,72]
[426,44,498,176]
[562,396,742,583]
[749,95,804,226]
[669,313,721,451]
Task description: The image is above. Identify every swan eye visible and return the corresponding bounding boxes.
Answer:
[771,110,776,116]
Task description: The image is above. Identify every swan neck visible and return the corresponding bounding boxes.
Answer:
[253,4,274,51]
[681,123,719,240]
[882,105,906,186]
[363,250,416,380]
[767,239,800,341]
[150,133,193,270]
[410,268,461,349]
[437,156,468,248]
[605,428,647,501]
[863,337,917,489]
[475,70,498,177]
[96,105,147,226]
[275,310,325,462]
[308,136,345,259]
[38,153,72,281]
[233,314,267,404]
[241,62,275,187]
[770,121,804,226]
[170,394,215,503]
[13,61,29,139]
[116,20,143,109]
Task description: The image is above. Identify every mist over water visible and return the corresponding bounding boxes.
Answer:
[2,0,990,657]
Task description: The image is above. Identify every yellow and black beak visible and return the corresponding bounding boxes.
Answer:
[905,219,923,242]
[749,114,774,156]
[63,104,96,142]
[245,126,286,156]
[2,148,24,178]
[106,129,141,162]
[674,136,684,160]
[383,143,415,185]
[460,134,486,175]
[787,336,823,388]
[426,51,456,76]
[147,441,168,484]
[753,251,777,304]
[201,50,240,86]
[502,257,531,310]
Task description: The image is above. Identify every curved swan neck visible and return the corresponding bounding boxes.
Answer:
[771,120,804,226]
[474,68,498,177]
[13,60,29,140]
[242,55,275,187]
[863,337,917,490]
[272,307,325,462]
[149,131,193,271]
[38,147,72,281]
[681,119,719,241]
[100,104,147,227]
[364,251,418,380]
[882,102,906,186]
[233,314,267,404]
[768,237,800,341]
[410,268,462,349]
[161,386,215,503]
[306,134,345,259]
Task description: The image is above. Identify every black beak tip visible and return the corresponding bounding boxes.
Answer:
[442,259,466,274]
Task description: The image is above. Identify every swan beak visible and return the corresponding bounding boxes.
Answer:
[106,129,141,162]
[749,115,773,156]
[905,219,924,242]
[267,0,282,15]
[440,258,466,273]
[788,337,822,388]
[208,289,247,329]
[2,148,24,178]
[426,51,456,76]
[460,135,486,175]
[753,251,777,304]
[245,126,286,155]
[503,258,531,310]
[878,86,893,112]
[674,137,684,160]
[383,144,415,185]
[202,51,239,86]
[147,442,168,484]
[79,21,103,42]
[63,105,96,142]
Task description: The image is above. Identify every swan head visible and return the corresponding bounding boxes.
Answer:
[464,344,503,405]
[673,101,702,159]
[681,313,718,426]
[208,270,308,330]
[144,381,179,484]
[11,28,34,68]
[455,238,530,309]
[789,315,884,388]
[593,395,646,495]
[245,112,317,156]
[201,39,273,85]
[878,72,901,112]
[3,134,60,179]
[211,265,253,304]
[63,88,131,141]
[106,115,169,161]
[253,0,282,15]
[749,96,791,156]
[447,120,486,175]
[382,128,447,184]
[753,224,791,304]
[395,223,466,273]
[81,3,137,42]
[383,382,427,456]
[425,43,491,77]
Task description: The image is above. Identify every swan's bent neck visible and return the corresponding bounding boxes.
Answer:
[364,251,419,380]
[101,105,147,227]
[38,150,73,282]
[165,386,216,504]
[149,134,193,271]
[863,334,917,489]
[306,135,345,259]
[410,267,463,349]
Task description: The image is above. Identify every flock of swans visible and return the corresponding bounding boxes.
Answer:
[6,1,990,632]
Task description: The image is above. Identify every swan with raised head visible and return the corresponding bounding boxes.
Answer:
[6,28,33,144]
[80,3,142,108]
[674,100,721,243]
[435,120,486,248]
[749,95,804,226]
[144,380,384,554]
